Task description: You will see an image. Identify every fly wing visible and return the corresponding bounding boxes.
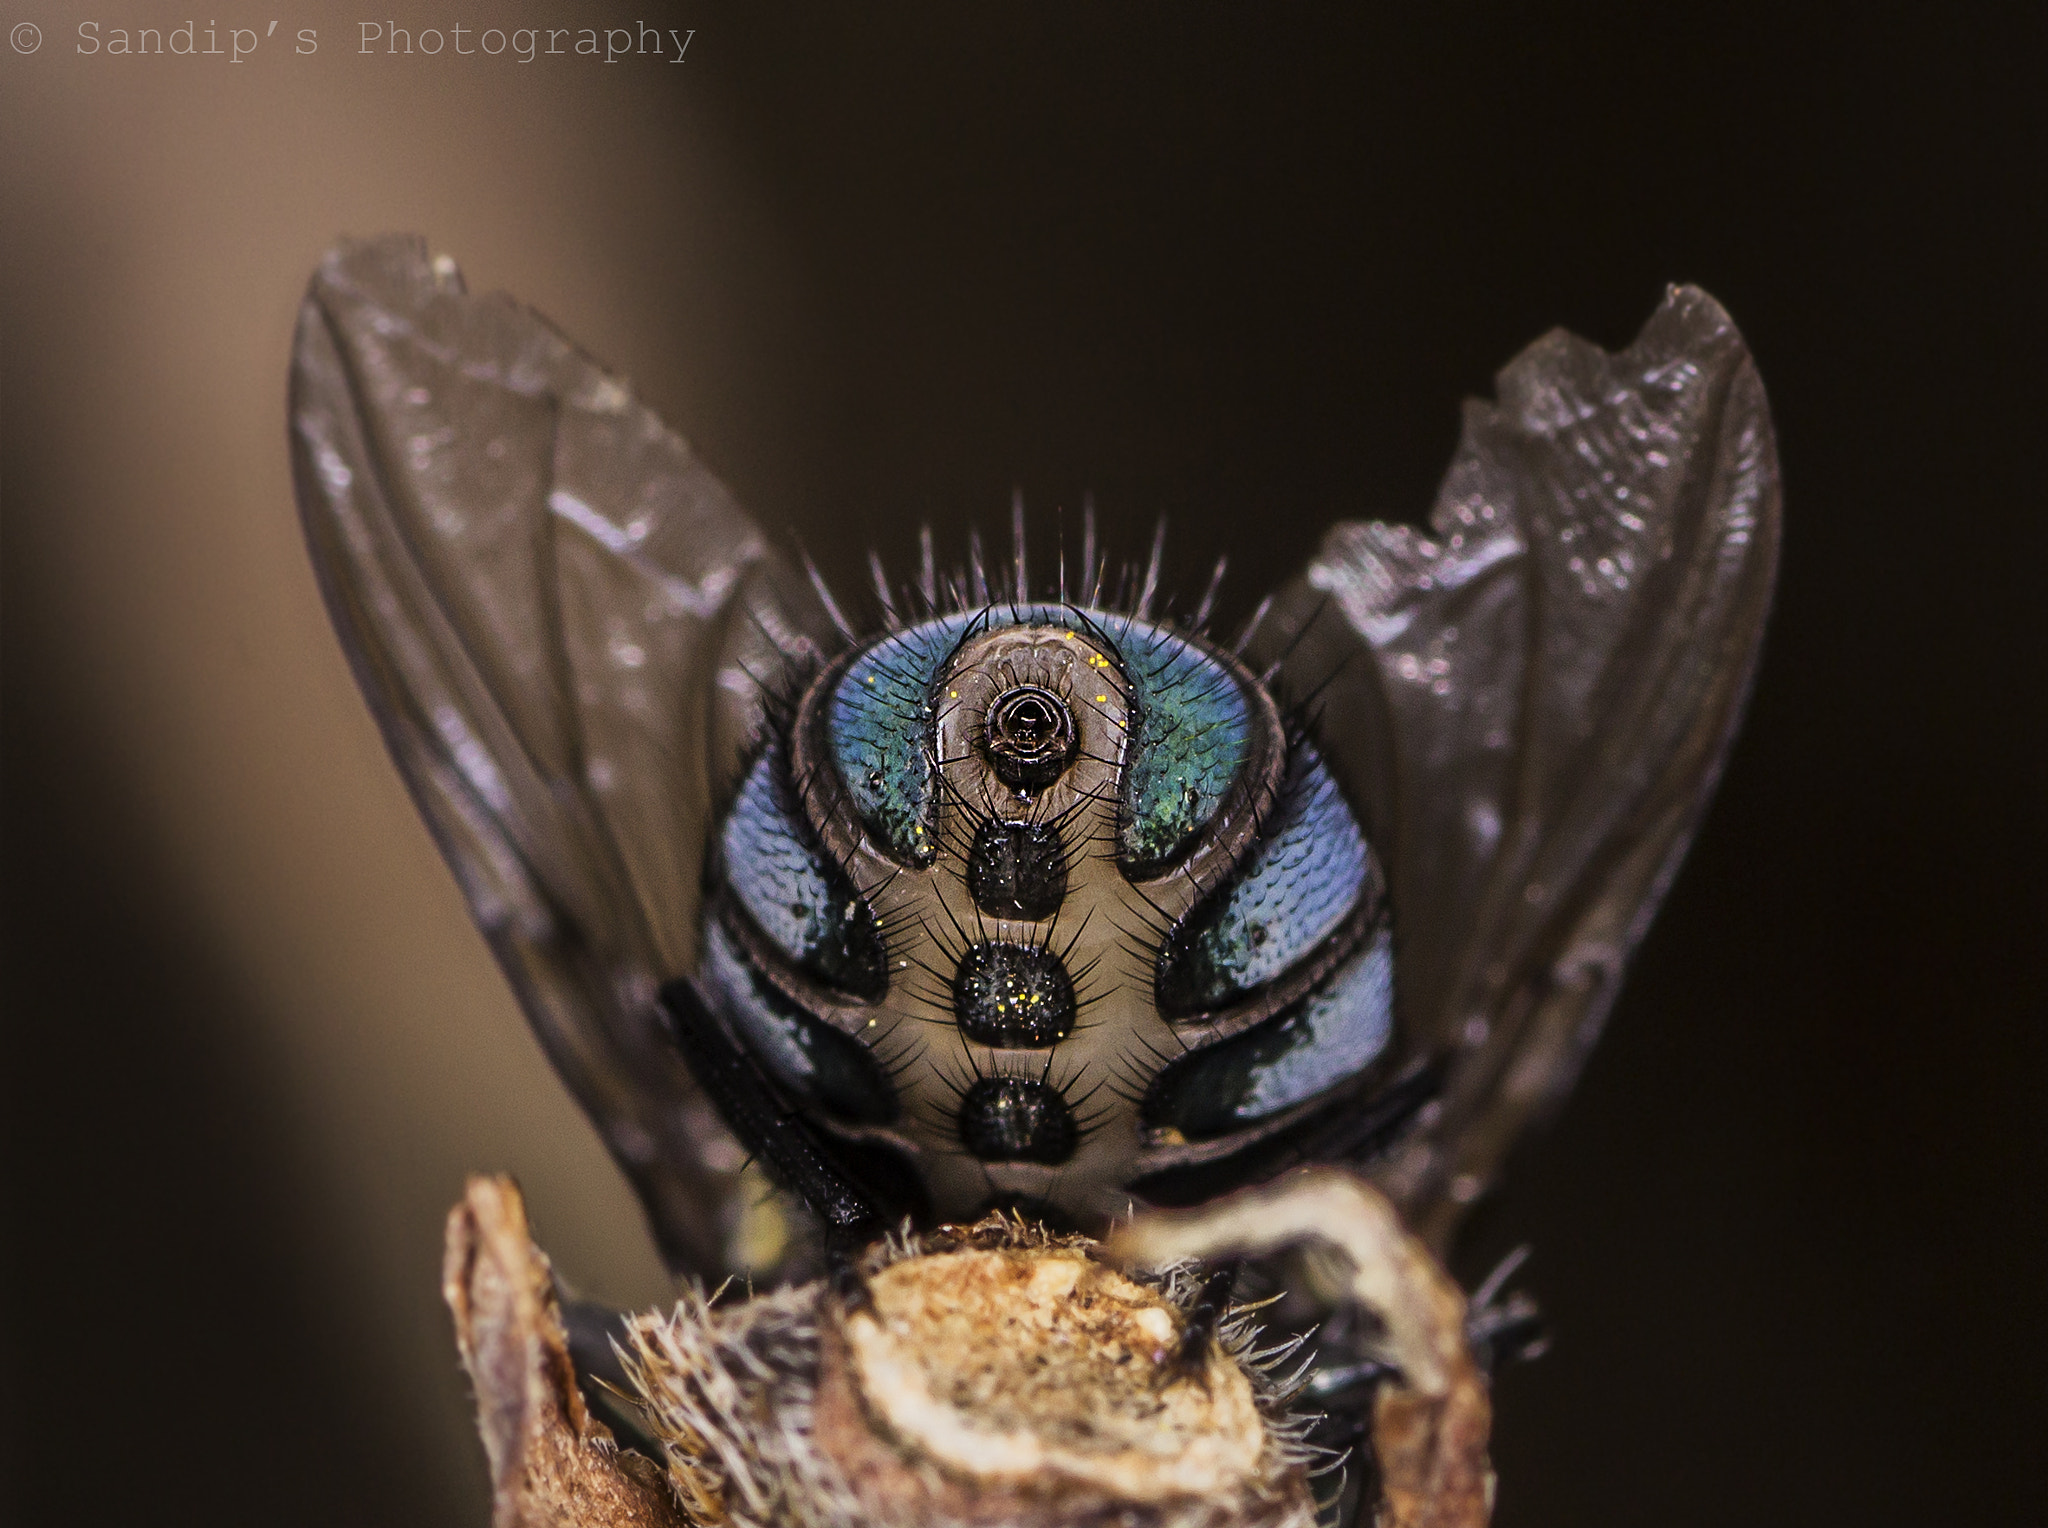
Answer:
[289,235,830,1274]
[1252,286,1781,1244]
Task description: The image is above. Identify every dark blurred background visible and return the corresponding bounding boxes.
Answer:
[4,4,2043,1524]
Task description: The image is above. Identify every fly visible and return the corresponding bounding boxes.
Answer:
[290,235,1779,1497]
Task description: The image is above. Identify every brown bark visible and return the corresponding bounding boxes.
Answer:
[442,1171,1491,1528]
[443,1176,685,1528]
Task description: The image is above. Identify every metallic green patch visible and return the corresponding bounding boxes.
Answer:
[1113,619,1253,876]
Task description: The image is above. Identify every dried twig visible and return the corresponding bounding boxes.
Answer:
[444,1177,685,1528]
[443,1172,1491,1527]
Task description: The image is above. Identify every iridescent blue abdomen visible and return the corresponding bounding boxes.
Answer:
[704,601,1397,1225]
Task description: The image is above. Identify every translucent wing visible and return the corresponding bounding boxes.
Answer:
[1251,286,1781,1245]
[289,235,831,1275]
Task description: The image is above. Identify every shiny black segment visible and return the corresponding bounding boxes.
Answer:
[703,921,898,1125]
[965,820,1068,920]
[802,899,888,1000]
[785,1012,897,1125]
[956,1077,1078,1163]
[981,684,1076,790]
[952,942,1076,1047]
[1143,931,1395,1143]
[1128,1066,1442,1210]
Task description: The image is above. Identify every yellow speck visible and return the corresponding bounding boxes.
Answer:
[867,1018,877,1028]
[1096,694,1108,703]
[949,689,958,698]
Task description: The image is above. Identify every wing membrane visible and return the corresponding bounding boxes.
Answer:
[1253,286,1780,1242]
[289,236,828,1273]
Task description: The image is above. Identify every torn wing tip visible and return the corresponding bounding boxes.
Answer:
[1633,281,1751,372]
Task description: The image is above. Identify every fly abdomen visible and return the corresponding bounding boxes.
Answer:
[741,578,1400,1226]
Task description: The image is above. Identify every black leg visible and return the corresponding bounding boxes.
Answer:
[1163,1260,1240,1384]
[827,1241,876,1315]
[1462,1243,1548,1372]
[1469,1296,1547,1371]
[1305,1356,1400,1404]
[560,1297,665,1457]
[658,980,888,1260]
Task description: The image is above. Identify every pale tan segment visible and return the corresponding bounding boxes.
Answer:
[797,617,1285,1226]
[894,625,1170,1218]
